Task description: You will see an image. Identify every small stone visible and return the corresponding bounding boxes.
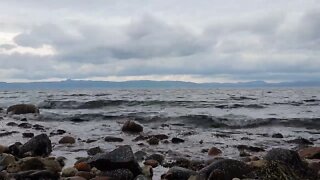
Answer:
[272,133,284,138]
[87,147,103,156]
[42,157,62,172]
[76,171,94,180]
[146,154,165,164]
[22,132,34,138]
[144,159,159,168]
[7,104,39,114]
[122,120,143,133]
[74,162,91,172]
[59,136,76,144]
[208,147,222,156]
[20,157,45,171]
[6,122,18,126]
[171,137,185,144]
[18,122,32,128]
[19,134,52,156]
[147,137,159,145]
[62,167,78,177]
[104,136,124,142]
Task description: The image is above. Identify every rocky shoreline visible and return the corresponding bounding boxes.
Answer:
[0,104,320,180]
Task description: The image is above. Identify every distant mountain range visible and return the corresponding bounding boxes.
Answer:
[0,79,319,89]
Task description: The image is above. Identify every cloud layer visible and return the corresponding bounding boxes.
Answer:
[0,0,319,82]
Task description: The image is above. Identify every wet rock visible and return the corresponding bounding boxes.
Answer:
[6,122,18,126]
[74,162,91,172]
[147,137,159,145]
[145,154,165,164]
[76,171,95,179]
[19,134,52,157]
[62,167,78,177]
[18,122,32,129]
[272,133,284,138]
[33,124,45,131]
[287,137,314,145]
[59,136,76,144]
[265,148,304,169]
[8,142,22,156]
[164,166,197,180]
[22,132,34,138]
[86,139,97,143]
[122,120,143,133]
[144,159,159,168]
[56,156,66,168]
[88,145,142,176]
[0,153,16,171]
[208,147,222,156]
[135,174,149,180]
[50,129,66,136]
[239,150,251,157]
[134,151,147,162]
[152,134,169,140]
[7,104,39,114]
[299,147,320,159]
[0,131,19,137]
[20,118,27,122]
[247,159,267,168]
[197,159,252,180]
[100,169,134,180]
[20,157,45,171]
[71,118,88,122]
[87,147,103,156]
[172,137,185,144]
[104,136,124,142]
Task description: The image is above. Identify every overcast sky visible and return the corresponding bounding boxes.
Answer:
[0,0,319,82]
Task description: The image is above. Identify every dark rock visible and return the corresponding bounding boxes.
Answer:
[22,132,34,138]
[8,142,22,156]
[236,145,265,152]
[56,156,66,167]
[104,136,124,142]
[87,147,103,156]
[147,137,159,145]
[100,169,133,180]
[122,120,143,133]
[197,159,252,180]
[164,166,197,180]
[146,154,165,164]
[272,133,284,138]
[76,171,94,179]
[134,151,147,162]
[71,118,88,122]
[172,137,185,144]
[208,147,222,156]
[287,137,314,145]
[265,148,304,169]
[152,134,169,140]
[74,162,91,172]
[50,129,66,136]
[135,175,149,180]
[7,104,39,114]
[6,122,18,126]
[299,147,320,159]
[20,118,27,122]
[86,139,97,143]
[18,123,32,129]
[59,136,76,144]
[19,134,52,157]
[87,145,142,176]
[33,124,45,131]
[133,135,149,142]
[0,131,19,137]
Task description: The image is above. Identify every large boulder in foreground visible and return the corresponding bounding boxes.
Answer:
[19,134,52,157]
[122,120,143,133]
[7,104,39,115]
[87,145,142,177]
[197,159,252,180]
[264,148,304,169]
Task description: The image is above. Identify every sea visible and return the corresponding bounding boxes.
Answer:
[0,88,319,178]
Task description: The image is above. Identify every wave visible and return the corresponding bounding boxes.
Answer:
[38,99,267,109]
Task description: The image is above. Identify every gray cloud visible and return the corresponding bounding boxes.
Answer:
[0,0,320,82]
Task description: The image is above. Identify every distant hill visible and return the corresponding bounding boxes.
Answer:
[0,79,319,89]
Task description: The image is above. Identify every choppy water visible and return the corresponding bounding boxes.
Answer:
[0,88,320,129]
